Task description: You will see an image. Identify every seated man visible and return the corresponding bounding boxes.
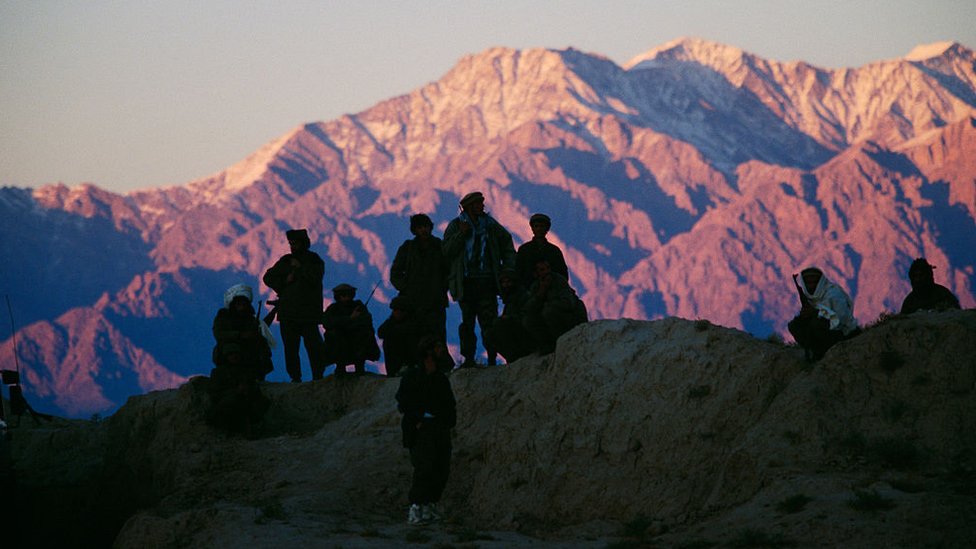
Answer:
[378,296,422,377]
[322,283,381,376]
[900,258,961,314]
[487,268,535,364]
[208,284,273,434]
[523,259,588,355]
[788,267,859,361]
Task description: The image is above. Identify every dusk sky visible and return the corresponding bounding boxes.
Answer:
[2,1,974,193]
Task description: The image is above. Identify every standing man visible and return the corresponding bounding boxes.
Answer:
[263,228,325,382]
[396,337,456,524]
[443,192,516,368]
[390,214,449,344]
[515,213,569,288]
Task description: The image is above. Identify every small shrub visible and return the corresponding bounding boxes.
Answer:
[765,332,785,345]
[878,350,904,375]
[776,493,812,514]
[688,385,711,399]
[728,528,795,547]
[694,318,710,332]
[865,310,897,330]
[847,489,896,511]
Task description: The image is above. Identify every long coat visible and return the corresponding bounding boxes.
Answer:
[442,214,516,302]
[262,249,325,323]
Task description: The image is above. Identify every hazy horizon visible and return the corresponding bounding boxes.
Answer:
[2,0,975,193]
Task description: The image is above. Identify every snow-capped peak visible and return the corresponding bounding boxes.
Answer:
[623,37,745,71]
[904,41,958,61]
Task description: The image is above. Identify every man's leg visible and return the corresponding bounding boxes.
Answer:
[279,321,303,382]
[458,294,478,366]
[300,322,324,380]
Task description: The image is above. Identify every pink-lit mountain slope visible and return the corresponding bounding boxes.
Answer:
[1,39,973,418]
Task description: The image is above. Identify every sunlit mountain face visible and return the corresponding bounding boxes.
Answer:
[2,39,974,418]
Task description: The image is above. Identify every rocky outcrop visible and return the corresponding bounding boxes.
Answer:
[6,310,974,547]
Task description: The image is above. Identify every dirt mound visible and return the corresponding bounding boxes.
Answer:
[8,310,975,547]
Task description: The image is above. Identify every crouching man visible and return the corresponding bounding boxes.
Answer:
[395,337,456,524]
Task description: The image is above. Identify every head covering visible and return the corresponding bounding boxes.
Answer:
[286,228,310,242]
[459,191,485,208]
[529,213,552,228]
[223,284,253,308]
[332,283,357,295]
[409,213,434,234]
[798,267,857,335]
[909,257,935,276]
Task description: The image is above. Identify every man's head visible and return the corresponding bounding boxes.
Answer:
[332,283,356,302]
[417,336,447,373]
[389,296,412,320]
[529,213,551,239]
[800,268,823,294]
[409,213,434,237]
[908,258,936,288]
[459,191,485,217]
[286,228,310,253]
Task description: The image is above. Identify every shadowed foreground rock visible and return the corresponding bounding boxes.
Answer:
[6,310,975,547]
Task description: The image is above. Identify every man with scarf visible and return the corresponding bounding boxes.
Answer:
[788,267,859,361]
[443,191,516,368]
[208,284,274,434]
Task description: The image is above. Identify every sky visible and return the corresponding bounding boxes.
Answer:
[2,1,974,194]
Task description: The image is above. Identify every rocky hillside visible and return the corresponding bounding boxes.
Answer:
[5,310,974,548]
[1,38,974,419]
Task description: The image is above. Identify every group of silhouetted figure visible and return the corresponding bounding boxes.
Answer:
[787,258,960,362]
[203,190,962,525]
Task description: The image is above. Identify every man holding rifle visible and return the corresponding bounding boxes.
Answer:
[788,267,858,361]
[263,229,325,382]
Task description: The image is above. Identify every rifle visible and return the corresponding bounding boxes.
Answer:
[792,273,814,314]
[362,280,382,307]
[263,299,279,326]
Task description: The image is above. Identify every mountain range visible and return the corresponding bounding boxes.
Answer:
[1,38,974,418]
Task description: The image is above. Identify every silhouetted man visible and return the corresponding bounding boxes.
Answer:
[378,296,422,377]
[443,191,516,367]
[515,213,569,288]
[322,283,380,376]
[396,337,456,524]
[788,267,858,361]
[900,258,961,314]
[208,284,273,434]
[390,213,449,344]
[487,267,534,363]
[524,258,588,354]
[263,228,325,382]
